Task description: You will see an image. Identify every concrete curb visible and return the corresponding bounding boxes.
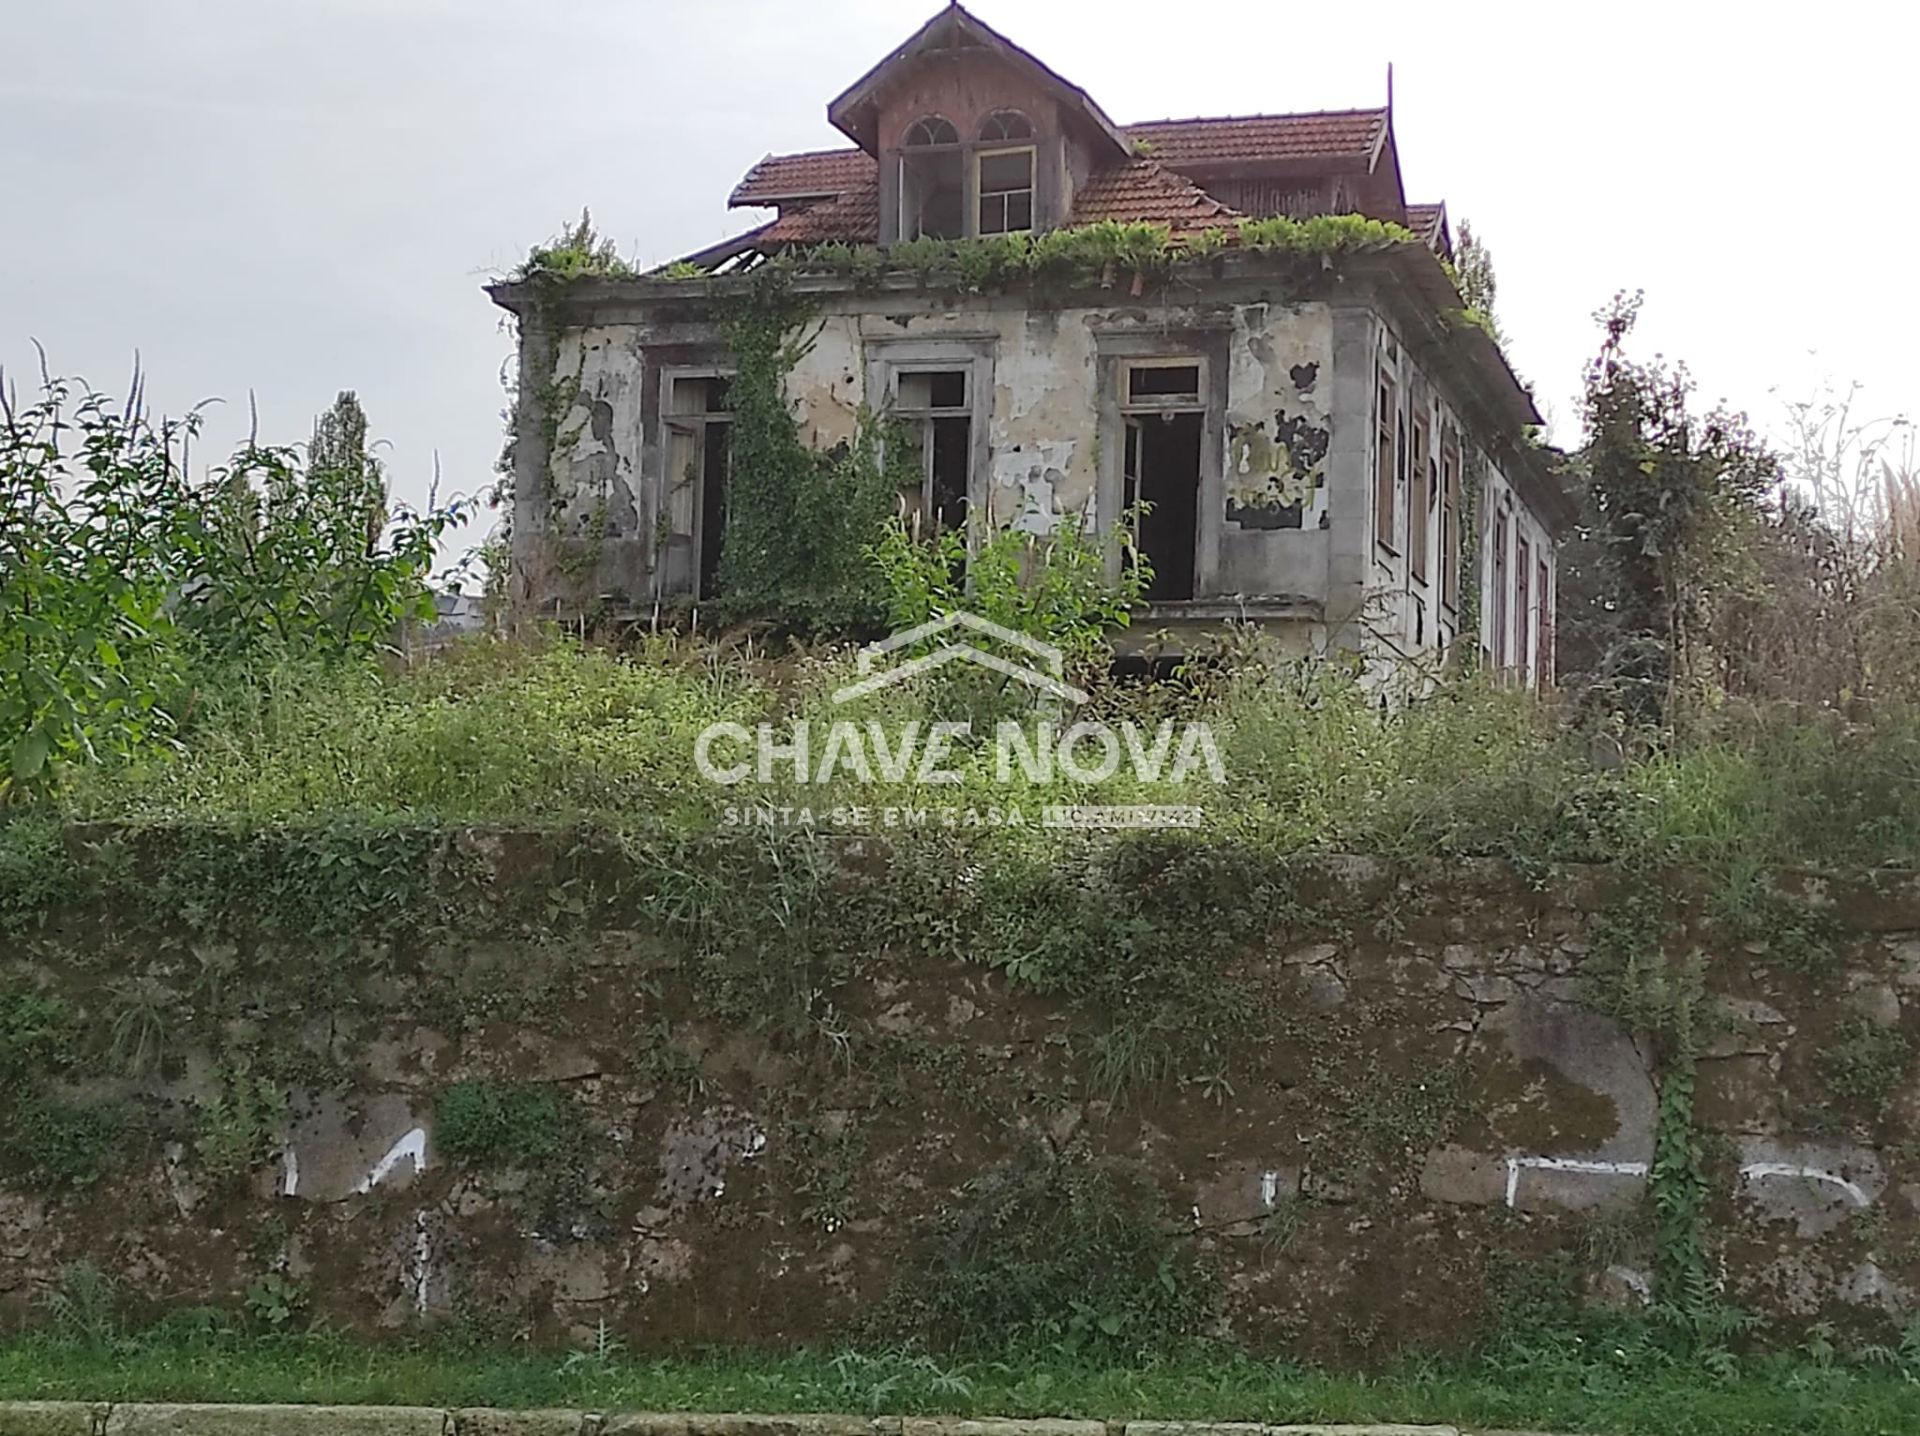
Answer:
[0,1409,1491,1436]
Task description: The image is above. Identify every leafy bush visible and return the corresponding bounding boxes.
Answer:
[67,639,761,824]
[435,1081,570,1165]
[513,208,634,282]
[195,1067,287,1184]
[0,988,74,1091]
[878,1144,1213,1355]
[0,374,469,802]
[869,508,1149,663]
[2,1097,124,1189]
[1822,1019,1914,1109]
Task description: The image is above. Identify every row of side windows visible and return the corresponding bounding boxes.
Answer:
[1374,348,1462,614]
[1487,501,1554,685]
[655,354,1215,604]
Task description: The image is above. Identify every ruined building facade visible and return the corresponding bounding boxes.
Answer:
[491,4,1570,682]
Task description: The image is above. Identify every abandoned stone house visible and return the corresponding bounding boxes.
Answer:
[491,3,1570,683]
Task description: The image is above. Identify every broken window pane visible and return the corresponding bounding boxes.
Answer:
[902,148,964,240]
[978,110,1032,142]
[1128,364,1201,402]
[897,369,967,410]
[669,375,730,415]
[1135,411,1203,601]
[904,116,959,147]
[665,375,733,599]
[890,366,974,539]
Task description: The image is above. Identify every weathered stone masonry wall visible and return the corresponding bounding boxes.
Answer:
[5,843,1917,1357]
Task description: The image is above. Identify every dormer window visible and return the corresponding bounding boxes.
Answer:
[974,111,1035,235]
[900,115,964,239]
[978,110,1032,143]
[905,116,959,147]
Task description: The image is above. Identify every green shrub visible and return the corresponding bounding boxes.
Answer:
[435,1081,570,1165]
[878,1144,1214,1355]
[195,1067,287,1184]
[0,988,75,1090]
[1822,1019,1913,1110]
[2,1097,124,1188]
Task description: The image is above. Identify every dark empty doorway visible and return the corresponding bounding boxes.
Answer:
[1126,411,1202,600]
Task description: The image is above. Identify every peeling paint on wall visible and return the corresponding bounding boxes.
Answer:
[1225,304,1334,532]
[993,439,1079,533]
[786,316,862,450]
[548,327,644,540]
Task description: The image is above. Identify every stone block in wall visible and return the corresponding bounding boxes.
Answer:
[0,1402,102,1436]
[103,1406,445,1436]
[598,1418,690,1436]
[904,1422,1101,1436]
[277,1092,430,1202]
[1733,1137,1885,1239]
[683,1419,901,1436]
[453,1413,592,1436]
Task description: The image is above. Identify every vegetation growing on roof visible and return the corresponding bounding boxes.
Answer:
[512,208,635,283]
[786,214,1413,291]
[529,214,1418,295]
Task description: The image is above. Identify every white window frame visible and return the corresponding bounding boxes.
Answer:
[973,144,1036,236]
[887,365,974,535]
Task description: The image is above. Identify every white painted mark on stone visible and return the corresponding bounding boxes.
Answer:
[1504,1156,1649,1208]
[410,1211,432,1315]
[280,1148,299,1197]
[1739,1162,1872,1206]
[1260,1170,1280,1209]
[353,1128,428,1195]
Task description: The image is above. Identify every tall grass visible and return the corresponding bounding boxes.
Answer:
[47,633,1920,878]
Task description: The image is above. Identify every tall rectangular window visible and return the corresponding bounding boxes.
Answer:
[1120,359,1206,601]
[1440,441,1460,610]
[975,148,1034,235]
[1409,417,1431,584]
[1516,534,1533,685]
[1537,556,1553,687]
[1374,375,1397,551]
[892,368,972,536]
[664,374,733,599]
[1491,510,1509,671]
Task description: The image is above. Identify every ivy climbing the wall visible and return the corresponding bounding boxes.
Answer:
[712,267,911,631]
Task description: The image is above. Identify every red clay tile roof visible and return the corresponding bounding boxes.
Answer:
[1406,202,1448,253]
[756,157,1237,246]
[1069,158,1241,235]
[759,175,881,244]
[1125,109,1388,168]
[730,148,877,206]
[730,108,1389,212]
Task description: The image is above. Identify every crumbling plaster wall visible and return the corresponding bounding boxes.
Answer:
[1217,301,1335,597]
[522,294,1347,614]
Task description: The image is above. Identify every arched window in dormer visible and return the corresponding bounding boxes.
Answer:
[975,112,1035,235]
[903,116,960,148]
[900,116,963,239]
[977,110,1032,142]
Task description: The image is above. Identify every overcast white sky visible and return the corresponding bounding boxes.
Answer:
[4,0,1915,573]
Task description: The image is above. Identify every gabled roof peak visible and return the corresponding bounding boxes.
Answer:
[826,3,1128,160]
